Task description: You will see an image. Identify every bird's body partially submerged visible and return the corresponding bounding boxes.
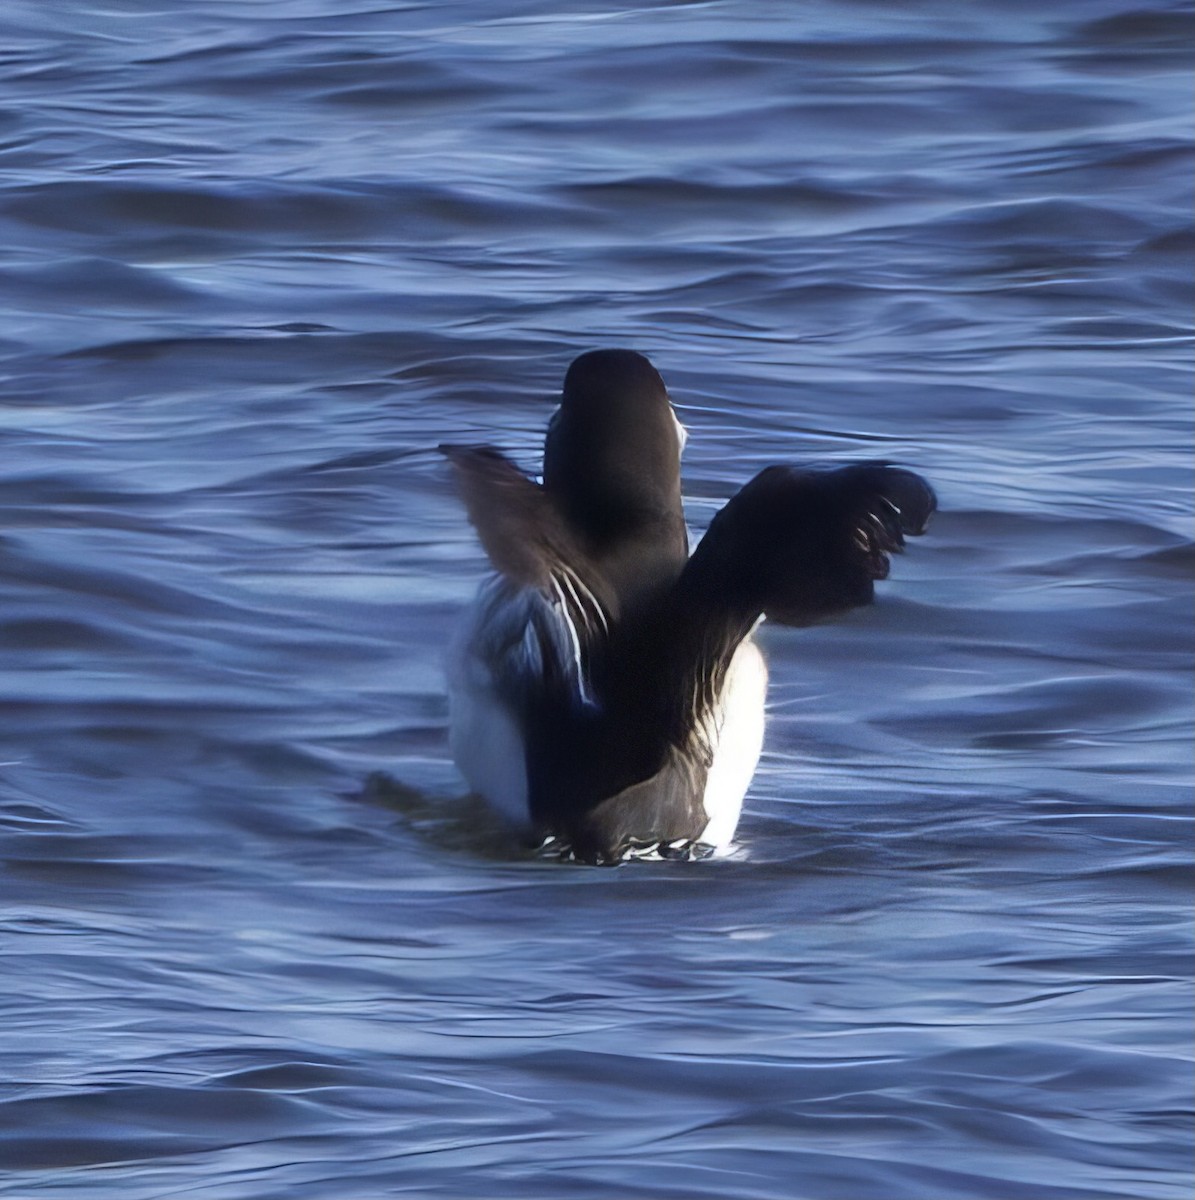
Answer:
[443,350,935,862]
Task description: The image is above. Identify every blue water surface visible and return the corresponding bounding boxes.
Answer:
[0,2,1191,1197]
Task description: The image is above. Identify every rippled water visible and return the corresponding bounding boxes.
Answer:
[1,2,1191,1197]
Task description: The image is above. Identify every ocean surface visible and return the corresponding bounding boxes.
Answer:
[1,2,1191,1197]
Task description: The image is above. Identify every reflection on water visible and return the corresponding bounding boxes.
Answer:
[1,1,1191,1197]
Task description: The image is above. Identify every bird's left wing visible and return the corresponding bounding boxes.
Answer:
[441,444,612,703]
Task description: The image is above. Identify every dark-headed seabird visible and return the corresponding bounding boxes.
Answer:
[442,349,935,862]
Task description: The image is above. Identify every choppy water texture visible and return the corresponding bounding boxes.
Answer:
[1,2,1192,1197]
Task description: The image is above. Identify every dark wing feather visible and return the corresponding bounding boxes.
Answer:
[683,461,936,627]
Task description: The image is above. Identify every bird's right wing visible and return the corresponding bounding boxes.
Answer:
[683,461,937,626]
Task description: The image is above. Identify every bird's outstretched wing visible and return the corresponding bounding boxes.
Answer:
[683,461,936,626]
[441,444,611,704]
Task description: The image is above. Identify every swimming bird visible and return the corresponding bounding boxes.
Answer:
[442,349,935,863]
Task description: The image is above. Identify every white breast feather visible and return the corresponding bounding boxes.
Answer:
[699,637,768,852]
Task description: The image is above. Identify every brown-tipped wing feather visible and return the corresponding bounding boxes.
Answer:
[440,445,570,590]
[440,444,613,702]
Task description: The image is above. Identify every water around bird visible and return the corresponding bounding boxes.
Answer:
[1,2,1191,1197]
